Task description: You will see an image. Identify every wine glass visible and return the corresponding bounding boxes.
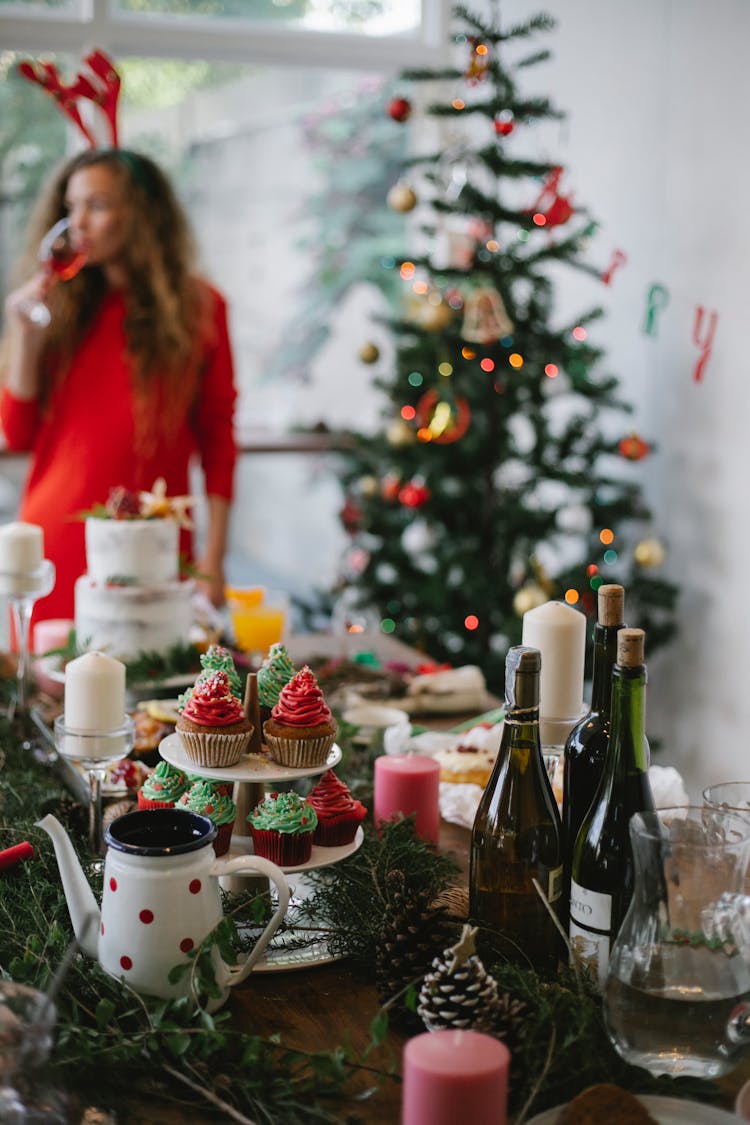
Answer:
[0,979,64,1123]
[54,714,134,855]
[19,218,88,328]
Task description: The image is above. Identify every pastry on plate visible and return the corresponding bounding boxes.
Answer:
[176,670,253,768]
[263,666,337,769]
[308,770,367,846]
[248,790,318,866]
[177,780,237,855]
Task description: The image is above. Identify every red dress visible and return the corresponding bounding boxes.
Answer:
[0,284,237,623]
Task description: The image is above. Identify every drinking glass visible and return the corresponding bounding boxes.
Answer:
[54,714,135,855]
[604,805,750,1078]
[226,586,288,664]
[703,781,750,819]
[19,218,88,328]
[0,559,56,762]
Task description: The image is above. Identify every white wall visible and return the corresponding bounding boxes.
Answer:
[490,0,750,796]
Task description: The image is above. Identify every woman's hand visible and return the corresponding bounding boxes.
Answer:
[195,555,226,608]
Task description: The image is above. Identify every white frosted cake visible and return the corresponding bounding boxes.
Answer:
[75,515,192,662]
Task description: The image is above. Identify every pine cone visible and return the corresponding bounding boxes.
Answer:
[494,989,531,1054]
[418,953,500,1032]
[375,871,463,1026]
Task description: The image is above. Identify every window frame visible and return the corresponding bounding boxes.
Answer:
[0,0,451,69]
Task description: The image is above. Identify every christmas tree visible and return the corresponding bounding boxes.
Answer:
[334,5,676,692]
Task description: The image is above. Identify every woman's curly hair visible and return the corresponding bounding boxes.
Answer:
[3,149,214,455]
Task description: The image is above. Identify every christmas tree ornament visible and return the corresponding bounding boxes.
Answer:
[358,341,380,364]
[358,474,379,498]
[375,871,466,1026]
[634,537,666,569]
[619,432,650,461]
[381,471,402,500]
[340,497,364,534]
[601,247,627,286]
[387,182,418,213]
[556,505,592,534]
[416,390,471,444]
[692,304,719,383]
[513,583,548,617]
[417,924,500,1034]
[402,519,436,556]
[494,111,514,136]
[386,419,416,448]
[407,292,454,333]
[462,285,514,343]
[526,166,574,228]
[398,481,431,509]
[388,96,412,123]
[464,38,491,85]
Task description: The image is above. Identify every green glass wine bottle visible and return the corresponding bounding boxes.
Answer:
[562,584,625,899]
[569,627,654,989]
[470,645,564,974]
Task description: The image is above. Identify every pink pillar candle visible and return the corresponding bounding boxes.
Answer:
[374,754,440,845]
[402,1029,510,1125]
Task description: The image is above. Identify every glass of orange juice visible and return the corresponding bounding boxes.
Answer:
[225,587,288,661]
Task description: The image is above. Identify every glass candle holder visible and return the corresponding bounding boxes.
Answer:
[54,714,135,854]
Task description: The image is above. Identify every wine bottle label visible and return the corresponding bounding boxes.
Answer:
[548,864,563,904]
[569,880,613,989]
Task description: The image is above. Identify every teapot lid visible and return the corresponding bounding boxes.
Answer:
[104,808,217,856]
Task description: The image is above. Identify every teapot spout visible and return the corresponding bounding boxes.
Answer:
[36,814,100,958]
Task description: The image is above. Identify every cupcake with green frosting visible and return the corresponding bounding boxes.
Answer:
[177,780,237,855]
[137,761,188,810]
[257,644,296,713]
[248,790,318,866]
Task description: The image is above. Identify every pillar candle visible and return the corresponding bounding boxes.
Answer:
[522,600,586,724]
[0,522,43,574]
[65,651,126,732]
[374,754,440,845]
[402,1030,510,1125]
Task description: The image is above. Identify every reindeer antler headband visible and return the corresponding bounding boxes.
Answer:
[18,49,121,149]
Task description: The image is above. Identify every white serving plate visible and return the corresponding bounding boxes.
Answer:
[227,826,363,875]
[527,1095,740,1124]
[159,732,341,782]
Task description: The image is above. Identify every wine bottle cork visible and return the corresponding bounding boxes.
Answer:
[597,583,624,627]
[617,627,644,668]
[505,645,541,710]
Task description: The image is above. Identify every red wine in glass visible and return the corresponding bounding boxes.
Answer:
[20,218,88,327]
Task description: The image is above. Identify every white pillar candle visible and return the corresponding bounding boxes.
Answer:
[64,651,126,732]
[522,600,586,723]
[0,522,43,574]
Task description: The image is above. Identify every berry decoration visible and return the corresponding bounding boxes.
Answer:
[358,342,380,364]
[387,182,418,213]
[494,111,514,136]
[388,96,412,123]
[619,432,650,461]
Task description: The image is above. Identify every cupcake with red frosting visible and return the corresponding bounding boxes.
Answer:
[308,770,367,846]
[263,666,337,769]
[176,670,253,768]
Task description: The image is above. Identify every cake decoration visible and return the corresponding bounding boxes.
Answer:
[271,666,332,728]
[180,672,245,727]
[264,666,337,769]
[308,770,367,846]
[257,643,296,708]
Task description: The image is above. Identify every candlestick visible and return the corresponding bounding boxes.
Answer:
[402,1029,510,1125]
[64,651,126,732]
[374,754,440,845]
[522,599,586,736]
[0,522,43,576]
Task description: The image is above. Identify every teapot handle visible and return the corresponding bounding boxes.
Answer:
[209,854,291,985]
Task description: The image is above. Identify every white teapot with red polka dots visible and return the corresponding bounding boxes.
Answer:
[38,808,290,1009]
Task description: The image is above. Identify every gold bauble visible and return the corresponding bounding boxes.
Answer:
[634,537,666,568]
[359,474,379,498]
[387,183,418,213]
[386,418,416,447]
[358,342,380,364]
[513,583,548,617]
[416,300,454,333]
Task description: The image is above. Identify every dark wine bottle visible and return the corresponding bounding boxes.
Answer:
[569,627,654,988]
[562,583,625,898]
[470,645,564,974]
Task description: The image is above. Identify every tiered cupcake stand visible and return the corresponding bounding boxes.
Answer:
[159,733,363,971]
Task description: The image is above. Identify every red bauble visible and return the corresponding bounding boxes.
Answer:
[494,112,514,136]
[381,472,402,502]
[398,481,431,509]
[388,96,412,123]
[340,497,364,533]
[619,432,650,461]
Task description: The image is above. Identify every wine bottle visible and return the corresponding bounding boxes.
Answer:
[569,627,654,988]
[470,645,564,974]
[562,583,625,898]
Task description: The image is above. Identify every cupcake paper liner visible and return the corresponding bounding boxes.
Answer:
[312,805,366,847]
[177,727,252,768]
[250,826,314,867]
[212,821,234,857]
[263,728,336,770]
[137,792,176,811]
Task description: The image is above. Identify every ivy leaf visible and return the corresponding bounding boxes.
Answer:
[95,999,116,1028]
[369,1009,389,1046]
